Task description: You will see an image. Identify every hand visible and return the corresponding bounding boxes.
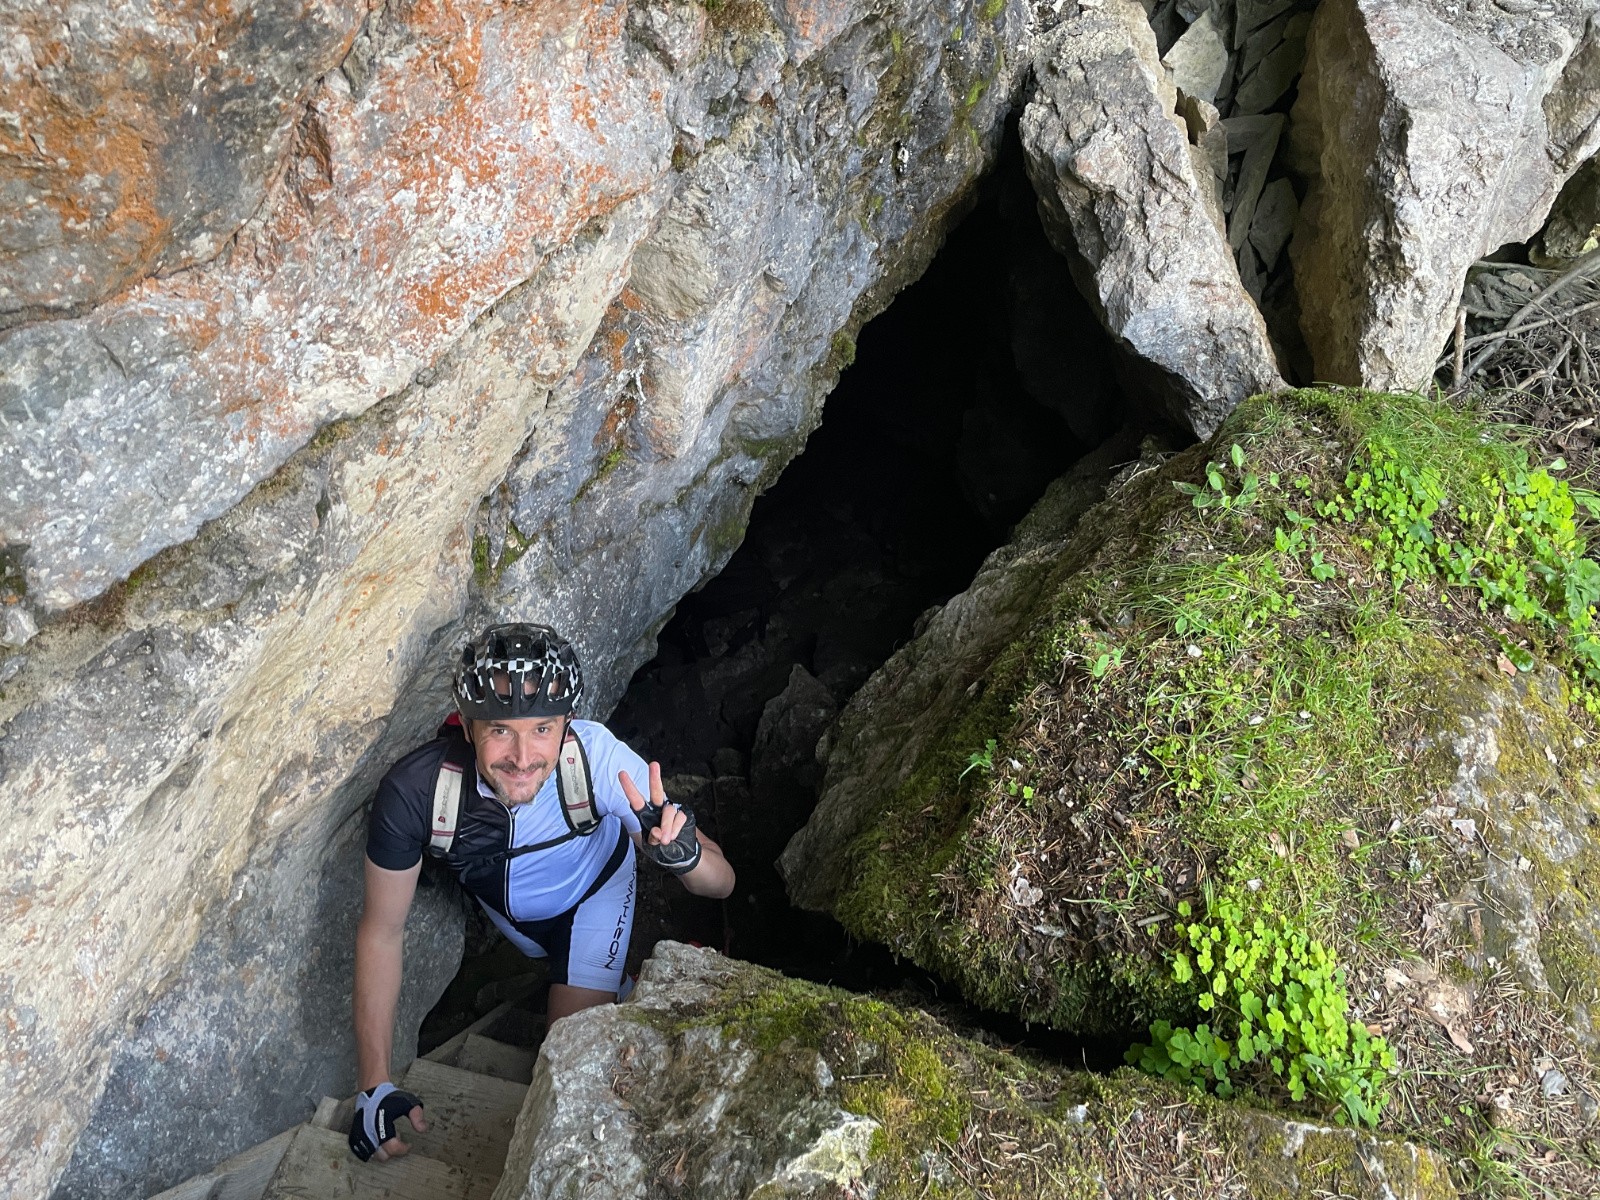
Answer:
[619,762,702,875]
[349,1082,427,1162]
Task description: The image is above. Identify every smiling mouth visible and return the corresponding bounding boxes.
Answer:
[493,763,547,782]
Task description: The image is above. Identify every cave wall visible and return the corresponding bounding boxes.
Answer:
[0,1,1027,1195]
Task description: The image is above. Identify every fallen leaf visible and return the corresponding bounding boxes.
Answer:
[1421,978,1476,1055]
[1009,874,1043,907]
[1496,653,1517,676]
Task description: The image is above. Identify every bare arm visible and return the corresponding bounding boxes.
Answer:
[677,830,735,898]
[353,857,421,1091]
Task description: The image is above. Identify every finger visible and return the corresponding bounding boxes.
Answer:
[380,1135,411,1159]
[649,761,667,805]
[619,770,647,812]
[409,1105,428,1133]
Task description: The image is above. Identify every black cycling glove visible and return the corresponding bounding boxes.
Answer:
[349,1082,424,1161]
[637,799,702,875]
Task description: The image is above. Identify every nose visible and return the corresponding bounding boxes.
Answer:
[509,733,539,768]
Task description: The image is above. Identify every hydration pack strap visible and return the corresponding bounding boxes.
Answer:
[428,734,475,857]
[555,726,599,837]
[428,722,597,860]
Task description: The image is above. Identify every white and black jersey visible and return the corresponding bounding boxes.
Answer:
[367,720,648,991]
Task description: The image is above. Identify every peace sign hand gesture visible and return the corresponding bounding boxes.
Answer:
[619,762,702,875]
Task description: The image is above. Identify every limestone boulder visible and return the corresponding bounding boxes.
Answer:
[0,0,1029,1195]
[784,389,1600,1189]
[1289,0,1600,389]
[497,941,1456,1200]
[1021,1,1284,439]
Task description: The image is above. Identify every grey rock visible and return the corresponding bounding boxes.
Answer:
[1249,177,1300,272]
[750,665,839,804]
[1021,3,1284,438]
[0,604,36,649]
[1288,0,1600,388]
[1162,8,1231,102]
[1539,153,1600,262]
[50,819,462,1200]
[1224,113,1285,251]
[1419,663,1600,1051]
[1179,92,1231,237]
[499,943,878,1200]
[535,944,1455,1200]
[1238,11,1292,78]
[1235,0,1298,46]
[1543,1067,1571,1097]
[1233,11,1311,114]
[0,1,1029,1195]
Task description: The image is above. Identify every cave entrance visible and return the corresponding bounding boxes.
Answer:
[423,129,1156,1063]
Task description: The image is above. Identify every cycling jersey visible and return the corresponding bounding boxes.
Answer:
[367,720,648,989]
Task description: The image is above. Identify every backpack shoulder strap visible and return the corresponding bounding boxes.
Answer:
[428,733,475,858]
[555,726,600,837]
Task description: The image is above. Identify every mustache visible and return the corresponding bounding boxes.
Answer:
[490,757,549,775]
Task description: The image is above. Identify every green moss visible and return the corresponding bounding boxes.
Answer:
[700,0,773,37]
[834,386,1600,1074]
[122,562,156,597]
[830,331,857,371]
[633,956,1452,1198]
[573,444,629,505]
[980,0,1007,18]
[0,544,26,604]
[471,532,492,588]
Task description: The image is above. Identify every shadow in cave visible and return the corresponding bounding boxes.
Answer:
[423,127,1177,1068]
[603,129,1154,1070]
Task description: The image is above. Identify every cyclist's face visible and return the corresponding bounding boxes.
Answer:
[470,716,565,805]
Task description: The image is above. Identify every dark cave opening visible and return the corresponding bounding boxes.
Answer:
[422,128,1173,1068]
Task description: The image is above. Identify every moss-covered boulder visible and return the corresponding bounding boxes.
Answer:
[495,941,1454,1199]
[782,389,1600,1194]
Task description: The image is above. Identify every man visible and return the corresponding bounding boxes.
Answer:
[349,623,734,1162]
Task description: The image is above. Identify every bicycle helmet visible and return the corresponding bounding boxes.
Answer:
[454,623,584,721]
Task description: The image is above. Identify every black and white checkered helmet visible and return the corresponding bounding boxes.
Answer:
[454,623,583,721]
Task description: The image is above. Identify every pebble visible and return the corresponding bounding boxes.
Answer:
[1542,1069,1569,1098]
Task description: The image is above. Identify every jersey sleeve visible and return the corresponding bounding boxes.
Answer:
[579,722,646,836]
[366,766,430,870]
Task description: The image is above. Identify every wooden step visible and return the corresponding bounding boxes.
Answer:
[454,1034,539,1084]
[260,1125,495,1200]
[393,1058,529,1179]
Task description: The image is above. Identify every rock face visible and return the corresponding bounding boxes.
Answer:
[1540,154,1600,263]
[1021,1,1284,438]
[497,941,1456,1200]
[1289,0,1600,388]
[0,0,371,325]
[0,1,1027,1196]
